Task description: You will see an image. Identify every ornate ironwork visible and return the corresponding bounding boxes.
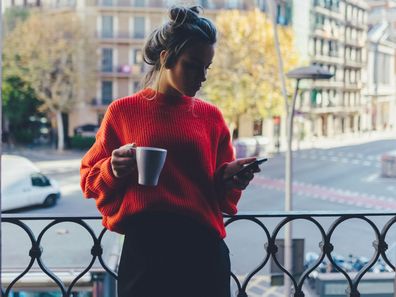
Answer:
[2,211,396,297]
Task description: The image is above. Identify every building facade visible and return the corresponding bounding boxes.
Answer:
[293,0,369,139]
[361,22,396,131]
[364,0,396,131]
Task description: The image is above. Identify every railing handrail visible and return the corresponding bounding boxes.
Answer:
[3,210,396,220]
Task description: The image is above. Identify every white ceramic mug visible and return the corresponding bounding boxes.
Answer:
[133,147,167,186]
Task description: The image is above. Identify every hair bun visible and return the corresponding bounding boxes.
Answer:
[169,6,201,25]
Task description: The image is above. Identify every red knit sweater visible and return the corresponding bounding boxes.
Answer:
[80,89,241,238]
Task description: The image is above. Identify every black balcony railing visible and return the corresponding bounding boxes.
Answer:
[2,211,396,297]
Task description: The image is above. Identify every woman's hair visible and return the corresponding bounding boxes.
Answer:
[142,6,217,88]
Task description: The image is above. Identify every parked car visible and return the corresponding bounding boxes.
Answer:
[74,124,99,137]
[381,150,396,177]
[1,155,61,211]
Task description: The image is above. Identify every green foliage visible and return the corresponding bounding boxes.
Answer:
[70,135,95,150]
[2,76,43,144]
[2,76,40,123]
[13,129,35,144]
[203,9,300,128]
[3,7,30,34]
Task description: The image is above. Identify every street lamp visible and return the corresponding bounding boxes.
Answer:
[283,65,333,296]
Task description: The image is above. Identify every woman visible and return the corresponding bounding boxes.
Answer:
[80,6,260,297]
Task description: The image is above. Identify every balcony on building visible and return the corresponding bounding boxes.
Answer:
[101,64,145,78]
[312,5,343,21]
[96,0,167,9]
[97,31,146,45]
[2,211,396,297]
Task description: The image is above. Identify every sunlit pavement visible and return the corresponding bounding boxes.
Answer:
[270,130,395,154]
[232,275,317,297]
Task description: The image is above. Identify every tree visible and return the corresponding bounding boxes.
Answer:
[202,9,300,137]
[3,11,97,150]
[3,6,30,34]
[2,76,42,144]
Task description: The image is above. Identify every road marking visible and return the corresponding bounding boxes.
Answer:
[251,177,396,210]
[294,152,381,168]
[387,186,396,193]
[364,173,378,182]
[61,184,82,195]
[234,275,285,297]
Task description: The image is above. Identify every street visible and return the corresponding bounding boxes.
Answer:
[3,137,396,296]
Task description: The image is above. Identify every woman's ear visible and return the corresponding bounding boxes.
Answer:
[160,50,168,68]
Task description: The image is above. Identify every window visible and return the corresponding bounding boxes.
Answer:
[102,15,114,38]
[31,173,51,187]
[314,14,324,29]
[133,16,145,39]
[102,0,113,5]
[311,89,320,107]
[199,0,212,9]
[102,81,113,104]
[228,0,239,9]
[329,41,337,57]
[134,0,146,6]
[102,48,113,72]
[253,119,263,136]
[377,53,390,84]
[133,48,143,64]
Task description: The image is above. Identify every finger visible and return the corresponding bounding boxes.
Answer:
[124,143,137,154]
[232,175,248,187]
[236,173,254,185]
[112,157,135,166]
[242,171,254,181]
[113,170,129,178]
[113,149,132,158]
[113,167,134,178]
[236,157,257,166]
[113,144,137,158]
[113,165,131,172]
[233,178,249,190]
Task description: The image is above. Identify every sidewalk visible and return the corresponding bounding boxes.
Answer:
[2,144,85,162]
[272,129,395,154]
[2,129,395,161]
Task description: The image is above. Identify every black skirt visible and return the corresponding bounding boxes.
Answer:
[117,212,231,297]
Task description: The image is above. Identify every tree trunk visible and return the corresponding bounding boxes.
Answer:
[56,110,64,151]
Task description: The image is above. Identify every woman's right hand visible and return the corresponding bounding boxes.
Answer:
[111,143,137,178]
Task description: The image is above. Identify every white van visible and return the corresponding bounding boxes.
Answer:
[1,155,61,211]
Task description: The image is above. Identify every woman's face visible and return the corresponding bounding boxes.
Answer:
[160,42,215,97]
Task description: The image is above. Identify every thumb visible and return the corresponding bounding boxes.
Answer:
[237,157,257,166]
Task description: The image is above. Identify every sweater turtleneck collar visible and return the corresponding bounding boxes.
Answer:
[140,88,193,106]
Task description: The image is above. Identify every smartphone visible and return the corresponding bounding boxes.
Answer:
[225,157,268,182]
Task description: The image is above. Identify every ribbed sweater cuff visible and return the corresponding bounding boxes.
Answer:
[100,158,123,189]
[215,163,242,198]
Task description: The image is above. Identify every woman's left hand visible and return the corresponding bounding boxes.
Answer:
[223,157,261,190]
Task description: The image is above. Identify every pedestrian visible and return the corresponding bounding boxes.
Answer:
[80,6,260,297]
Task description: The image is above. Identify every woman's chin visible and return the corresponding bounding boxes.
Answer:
[184,88,199,97]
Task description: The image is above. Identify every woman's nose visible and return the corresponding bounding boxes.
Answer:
[201,68,207,82]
